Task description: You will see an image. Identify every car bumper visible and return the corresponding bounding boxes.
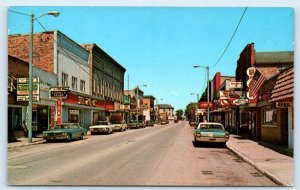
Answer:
[195,136,229,143]
[90,128,109,133]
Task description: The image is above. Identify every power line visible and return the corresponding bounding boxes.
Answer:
[8,9,31,17]
[210,7,247,68]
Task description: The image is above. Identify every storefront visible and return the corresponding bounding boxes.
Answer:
[60,92,114,128]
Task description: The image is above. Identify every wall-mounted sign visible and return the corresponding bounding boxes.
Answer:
[78,96,97,107]
[198,102,213,109]
[276,102,291,108]
[69,109,80,115]
[50,88,69,98]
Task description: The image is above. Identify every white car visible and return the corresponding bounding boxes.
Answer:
[111,120,127,132]
[89,121,114,135]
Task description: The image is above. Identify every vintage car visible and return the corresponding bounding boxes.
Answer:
[89,121,114,134]
[193,122,229,146]
[127,120,139,129]
[145,120,154,127]
[42,123,87,142]
[189,120,199,128]
[111,120,127,132]
[137,120,146,128]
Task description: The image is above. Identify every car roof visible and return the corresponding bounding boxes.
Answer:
[198,122,223,125]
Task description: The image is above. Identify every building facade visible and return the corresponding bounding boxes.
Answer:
[143,95,156,121]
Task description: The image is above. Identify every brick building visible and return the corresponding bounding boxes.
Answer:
[8,30,114,129]
[82,44,126,124]
[235,43,293,144]
[143,95,156,121]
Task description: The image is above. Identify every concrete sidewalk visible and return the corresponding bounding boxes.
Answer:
[227,135,294,186]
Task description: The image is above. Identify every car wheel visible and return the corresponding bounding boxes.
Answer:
[67,134,72,142]
[79,133,84,140]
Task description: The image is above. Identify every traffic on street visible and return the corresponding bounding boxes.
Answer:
[8,121,277,186]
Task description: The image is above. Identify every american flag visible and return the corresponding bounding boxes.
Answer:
[248,70,267,97]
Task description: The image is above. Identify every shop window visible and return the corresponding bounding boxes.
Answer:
[72,76,78,90]
[263,109,277,126]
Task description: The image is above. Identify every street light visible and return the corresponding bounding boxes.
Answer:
[27,11,60,143]
[190,93,199,102]
[194,65,210,122]
[136,84,147,124]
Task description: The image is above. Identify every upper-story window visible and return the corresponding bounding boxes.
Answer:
[62,72,68,87]
[72,76,78,90]
[80,80,85,92]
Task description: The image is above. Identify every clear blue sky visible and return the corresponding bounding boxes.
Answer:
[8,7,294,111]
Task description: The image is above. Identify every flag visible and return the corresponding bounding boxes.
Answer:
[248,70,267,97]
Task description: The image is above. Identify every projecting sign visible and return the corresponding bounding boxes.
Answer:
[17,95,40,101]
[229,82,243,89]
[50,87,69,98]
[17,77,40,102]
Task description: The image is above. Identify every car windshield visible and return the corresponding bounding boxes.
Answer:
[129,121,137,123]
[200,124,224,130]
[55,124,72,129]
[98,121,109,125]
[111,121,122,124]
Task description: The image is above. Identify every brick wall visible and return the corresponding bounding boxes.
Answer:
[8,56,29,78]
[8,32,55,73]
[236,43,255,91]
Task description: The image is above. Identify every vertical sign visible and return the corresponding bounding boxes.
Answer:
[50,106,55,128]
[56,99,62,125]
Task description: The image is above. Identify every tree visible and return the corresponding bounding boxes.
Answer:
[184,102,198,120]
[175,109,184,120]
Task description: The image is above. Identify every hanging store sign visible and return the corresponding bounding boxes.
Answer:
[17,77,40,102]
[229,82,243,89]
[219,91,243,106]
[198,102,213,109]
[50,87,69,98]
[276,102,291,108]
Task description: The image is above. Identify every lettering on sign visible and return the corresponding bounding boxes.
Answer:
[78,96,97,107]
[276,102,291,108]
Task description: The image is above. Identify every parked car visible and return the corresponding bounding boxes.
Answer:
[160,120,168,125]
[145,120,154,127]
[189,121,198,128]
[42,123,87,142]
[89,121,114,134]
[174,119,179,123]
[137,120,146,128]
[111,120,127,132]
[193,122,230,146]
[127,120,139,129]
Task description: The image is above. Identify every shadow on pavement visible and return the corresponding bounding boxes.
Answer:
[192,141,227,149]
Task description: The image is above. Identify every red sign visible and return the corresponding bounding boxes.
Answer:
[198,102,213,109]
[56,99,62,125]
[51,106,55,127]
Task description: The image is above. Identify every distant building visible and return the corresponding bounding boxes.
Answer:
[155,104,174,120]
[143,95,156,121]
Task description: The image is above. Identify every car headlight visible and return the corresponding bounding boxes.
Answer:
[196,133,201,137]
[62,133,68,137]
[225,134,230,138]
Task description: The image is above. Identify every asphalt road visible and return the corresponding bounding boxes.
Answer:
[8,121,277,186]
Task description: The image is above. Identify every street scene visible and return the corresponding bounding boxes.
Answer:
[7,6,294,187]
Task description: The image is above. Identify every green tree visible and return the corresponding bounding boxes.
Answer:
[175,109,184,120]
[184,102,198,120]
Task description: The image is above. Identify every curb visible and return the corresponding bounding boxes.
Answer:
[8,139,45,149]
[227,143,292,186]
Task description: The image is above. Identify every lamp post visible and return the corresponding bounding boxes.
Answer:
[136,85,147,124]
[27,11,59,143]
[190,93,199,102]
[193,65,210,122]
